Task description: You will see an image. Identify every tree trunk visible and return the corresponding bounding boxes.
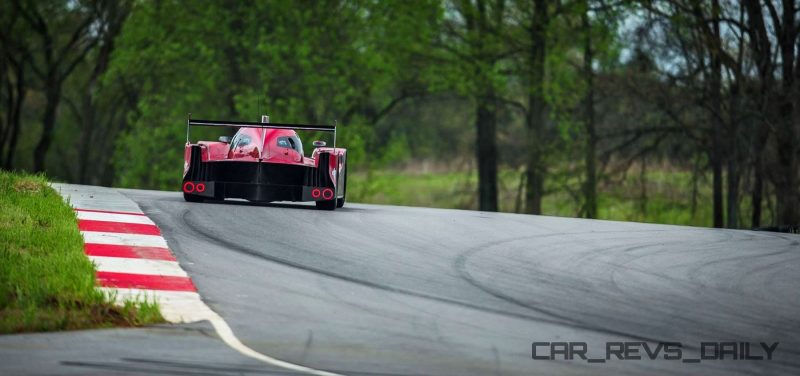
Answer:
[33,77,61,173]
[639,156,647,216]
[774,100,798,226]
[582,7,597,219]
[524,0,547,215]
[78,1,128,184]
[3,58,25,170]
[0,54,7,156]
[466,0,500,212]
[743,0,772,228]
[773,0,799,225]
[709,0,724,228]
[691,153,700,219]
[514,170,525,213]
[751,154,764,228]
[78,92,95,183]
[709,114,724,227]
[476,94,498,211]
[725,139,739,227]
[726,83,740,228]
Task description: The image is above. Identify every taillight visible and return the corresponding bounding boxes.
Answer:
[322,188,334,200]
[311,188,321,198]
[183,182,195,193]
[196,183,206,193]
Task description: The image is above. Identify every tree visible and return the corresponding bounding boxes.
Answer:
[0,3,30,170]
[523,0,550,214]
[11,0,105,172]
[107,0,437,190]
[743,0,774,228]
[707,0,725,228]
[632,0,799,228]
[74,1,131,183]
[428,0,512,211]
[582,1,597,218]
[753,0,800,226]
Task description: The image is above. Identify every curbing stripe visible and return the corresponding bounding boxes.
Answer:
[76,210,156,225]
[75,208,145,216]
[84,243,176,261]
[96,271,197,292]
[88,255,188,277]
[79,219,161,235]
[82,231,168,248]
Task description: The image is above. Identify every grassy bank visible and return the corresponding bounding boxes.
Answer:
[348,163,721,227]
[0,171,163,333]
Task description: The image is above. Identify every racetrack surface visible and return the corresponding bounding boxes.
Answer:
[112,188,800,376]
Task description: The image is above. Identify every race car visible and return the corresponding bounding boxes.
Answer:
[182,116,346,210]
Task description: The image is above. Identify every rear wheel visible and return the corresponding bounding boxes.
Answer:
[183,193,204,203]
[336,162,347,208]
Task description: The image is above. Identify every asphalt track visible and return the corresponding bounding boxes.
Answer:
[2,188,799,375]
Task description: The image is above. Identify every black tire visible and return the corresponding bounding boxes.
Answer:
[336,160,347,208]
[183,192,204,203]
[315,198,336,211]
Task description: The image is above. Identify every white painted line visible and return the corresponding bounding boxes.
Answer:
[98,287,212,323]
[88,256,188,278]
[207,312,344,376]
[81,231,168,248]
[76,210,156,225]
[100,288,344,375]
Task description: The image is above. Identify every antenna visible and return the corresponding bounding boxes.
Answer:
[258,112,269,160]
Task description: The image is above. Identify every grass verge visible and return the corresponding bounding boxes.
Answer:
[0,170,164,333]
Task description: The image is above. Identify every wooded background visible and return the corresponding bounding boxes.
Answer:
[1,0,798,229]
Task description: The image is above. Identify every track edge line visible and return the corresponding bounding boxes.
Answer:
[206,311,344,376]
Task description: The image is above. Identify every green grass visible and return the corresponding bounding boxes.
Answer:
[349,163,720,227]
[0,171,164,333]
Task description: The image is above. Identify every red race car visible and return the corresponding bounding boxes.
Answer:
[182,116,347,210]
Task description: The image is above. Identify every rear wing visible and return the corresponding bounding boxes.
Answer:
[186,117,337,149]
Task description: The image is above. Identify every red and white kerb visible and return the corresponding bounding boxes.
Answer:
[75,208,197,293]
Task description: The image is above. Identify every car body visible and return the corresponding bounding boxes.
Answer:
[182,118,346,210]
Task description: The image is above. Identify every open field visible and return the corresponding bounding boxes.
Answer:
[0,171,163,333]
[348,163,730,228]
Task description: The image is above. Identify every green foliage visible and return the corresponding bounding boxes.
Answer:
[107,0,439,189]
[377,132,411,167]
[0,171,163,332]
[106,0,229,189]
[5,0,779,228]
[337,121,373,168]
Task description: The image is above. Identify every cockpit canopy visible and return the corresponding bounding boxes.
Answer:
[227,127,304,160]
